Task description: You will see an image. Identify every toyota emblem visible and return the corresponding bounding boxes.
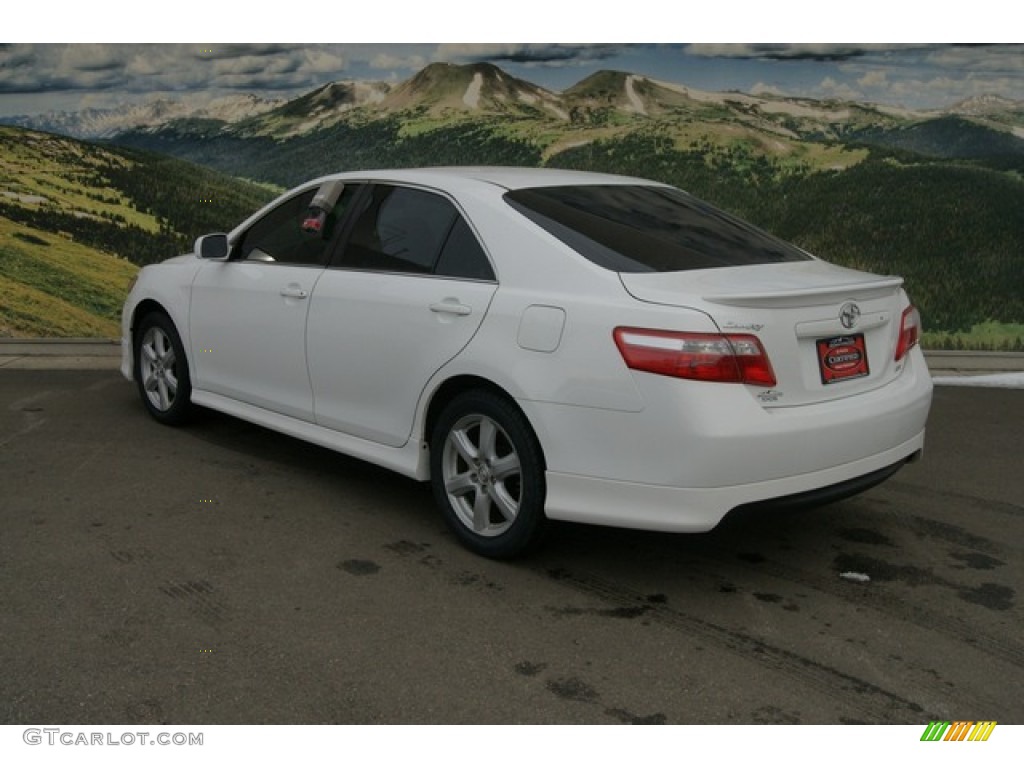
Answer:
[839,302,861,330]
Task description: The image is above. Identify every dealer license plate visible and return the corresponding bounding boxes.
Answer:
[817,334,869,385]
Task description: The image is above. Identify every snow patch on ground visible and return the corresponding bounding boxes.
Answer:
[652,78,759,107]
[545,102,569,120]
[463,73,483,109]
[624,75,646,115]
[932,372,1024,389]
[353,83,387,105]
[287,118,327,137]
[649,76,865,121]
[840,572,871,583]
[759,102,850,120]
[519,89,568,119]
[876,103,928,120]
[2,189,48,205]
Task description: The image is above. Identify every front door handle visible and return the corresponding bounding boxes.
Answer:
[280,286,309,299]
[429,301,472,316]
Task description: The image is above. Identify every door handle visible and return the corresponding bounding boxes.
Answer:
[280,287,309,299]
[429,301,472,316]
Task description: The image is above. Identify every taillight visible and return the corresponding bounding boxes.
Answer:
[894,305,921,361]
[613,327,776,386]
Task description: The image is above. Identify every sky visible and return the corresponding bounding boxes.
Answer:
[2,4,1021,117]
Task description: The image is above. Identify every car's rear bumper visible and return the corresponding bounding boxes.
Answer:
[524,345,931,479]
[524,345,931,531]
[543,429,924,532]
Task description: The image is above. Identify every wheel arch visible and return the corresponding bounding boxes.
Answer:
[130,298,192,374]
[421,375,547,472]
[131,298,172,333]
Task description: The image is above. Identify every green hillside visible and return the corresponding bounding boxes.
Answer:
[0,125,276,337]
[0,216,136,337]
[852,116,1024,159]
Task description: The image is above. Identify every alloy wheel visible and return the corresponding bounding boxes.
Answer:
[441,413,523,537]
[139,325,178,412]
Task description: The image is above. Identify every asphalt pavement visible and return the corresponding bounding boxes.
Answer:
[1,366,1022,724]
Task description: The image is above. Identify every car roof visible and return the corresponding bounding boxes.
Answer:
[312,166,662,192]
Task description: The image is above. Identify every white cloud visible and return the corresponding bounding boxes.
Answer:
[924,45,1024,74]
[369,52,428,72]
[816,76,863,102]
[58,44,123,73]
[303,49,348,75]
[879,74,1021,108]
[0,43,352,95]
[750,82,786,97]
[857,70,889,89]
[833,46,1024,107]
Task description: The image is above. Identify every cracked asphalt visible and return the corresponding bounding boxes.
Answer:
[1,369,1022,724]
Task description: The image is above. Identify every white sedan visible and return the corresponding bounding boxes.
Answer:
[121,167,933,558]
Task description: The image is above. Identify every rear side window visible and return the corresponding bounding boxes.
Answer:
[435,217,494,281]
[504,185,812,272]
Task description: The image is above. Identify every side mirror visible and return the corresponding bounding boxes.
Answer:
[195,233,230,260]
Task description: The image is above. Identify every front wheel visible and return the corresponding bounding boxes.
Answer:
[134,312,194,425]
[430,390,547,558]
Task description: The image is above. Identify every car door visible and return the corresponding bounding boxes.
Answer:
[190,185,355,421]
[306,183,498,447]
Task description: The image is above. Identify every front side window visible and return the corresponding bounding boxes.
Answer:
[504,184,812,273]
[235,185,355,266]
[338,185,494,280]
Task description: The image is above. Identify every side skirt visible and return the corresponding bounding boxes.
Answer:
[189,389,430,480]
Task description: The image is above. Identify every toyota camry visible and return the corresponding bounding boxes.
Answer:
[121,167,933,557]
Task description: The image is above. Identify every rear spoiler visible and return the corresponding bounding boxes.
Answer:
[703,277,904,308]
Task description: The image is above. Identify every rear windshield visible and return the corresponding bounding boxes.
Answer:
[504,184,812,272]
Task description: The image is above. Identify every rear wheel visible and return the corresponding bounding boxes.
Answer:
[430,390,547,558]
[134,312,194,425]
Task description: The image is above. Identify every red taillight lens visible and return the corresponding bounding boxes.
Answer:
[894,305,921,362]
[613,327,776,386]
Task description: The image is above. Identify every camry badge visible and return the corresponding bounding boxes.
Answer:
[839,302,861,330]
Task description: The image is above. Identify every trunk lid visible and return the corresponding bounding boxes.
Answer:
[619,260,909,407]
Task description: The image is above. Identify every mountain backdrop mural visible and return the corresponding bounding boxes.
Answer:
[2,54,1023,348]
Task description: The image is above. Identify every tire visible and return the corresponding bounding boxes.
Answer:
[134,312,194,425]
[430,390,547,559]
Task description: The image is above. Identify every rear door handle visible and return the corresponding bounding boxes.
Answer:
[280,286,309,299]
[429,301,472,316]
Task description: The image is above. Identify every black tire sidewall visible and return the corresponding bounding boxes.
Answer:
[430,390,547,559]
[134,312,193,425]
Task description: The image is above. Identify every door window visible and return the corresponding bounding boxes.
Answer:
[338,185,494,281]
[235,186,356,266]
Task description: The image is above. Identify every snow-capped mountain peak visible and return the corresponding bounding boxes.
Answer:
[2,93,284,139]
